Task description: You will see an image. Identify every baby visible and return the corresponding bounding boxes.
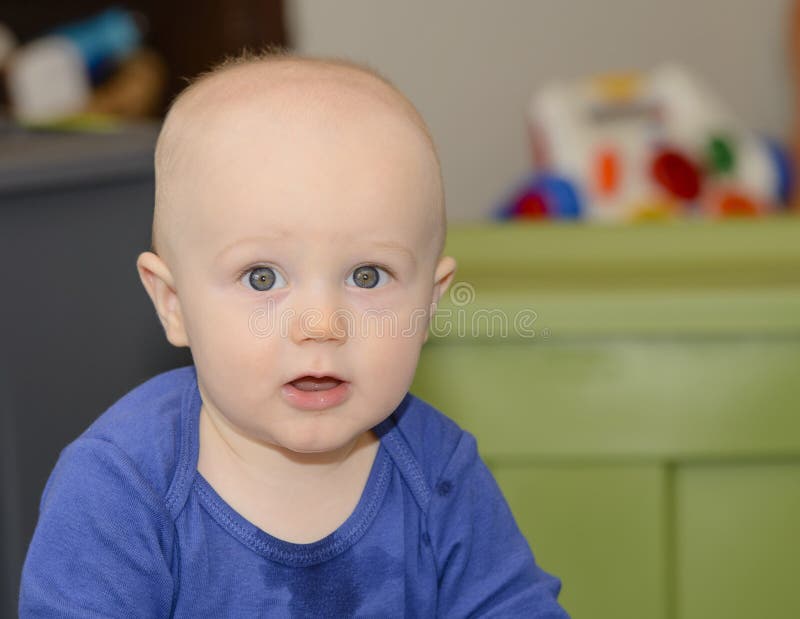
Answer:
[20,51,568,617]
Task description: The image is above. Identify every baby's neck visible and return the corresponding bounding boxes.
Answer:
[197,405,380,543]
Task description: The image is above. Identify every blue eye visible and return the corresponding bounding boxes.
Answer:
[348,265,390,289]
[245,266,287,291]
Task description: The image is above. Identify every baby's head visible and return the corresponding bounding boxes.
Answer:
[137,51,456,457]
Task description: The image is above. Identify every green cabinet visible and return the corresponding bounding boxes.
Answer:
[675,463,800,619]
[412,218,800,618]
[494,464,669,619]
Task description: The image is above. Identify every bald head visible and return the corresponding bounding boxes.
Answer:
[152,51,446,265]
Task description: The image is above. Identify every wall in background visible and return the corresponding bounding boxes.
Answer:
[288,0,793,221]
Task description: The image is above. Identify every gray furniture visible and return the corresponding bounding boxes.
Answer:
[0,121,191,616]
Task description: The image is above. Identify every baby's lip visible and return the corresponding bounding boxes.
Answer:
[286,372,347,383]
[286,372,347,391]
[280,374,351,408]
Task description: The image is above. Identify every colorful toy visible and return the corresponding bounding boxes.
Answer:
[498,173,583,220]
[498,65,793,221]
[6,8,143,123]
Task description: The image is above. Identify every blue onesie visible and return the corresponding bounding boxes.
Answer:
[20,366,568,618]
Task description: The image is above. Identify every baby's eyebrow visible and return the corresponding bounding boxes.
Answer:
[369,241,416,264]
[214,234,287,263]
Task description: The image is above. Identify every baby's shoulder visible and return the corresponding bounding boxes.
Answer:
[74,365,196,500]
[383,393,473,493]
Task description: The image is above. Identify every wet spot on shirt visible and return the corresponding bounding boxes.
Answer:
[436,480,453,497]
[267,545,399,616]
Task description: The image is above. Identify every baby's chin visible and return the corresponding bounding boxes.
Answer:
[266,428,375,461]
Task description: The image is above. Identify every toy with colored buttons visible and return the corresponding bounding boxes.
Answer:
[499,65,795,222]
[498,135,793,221]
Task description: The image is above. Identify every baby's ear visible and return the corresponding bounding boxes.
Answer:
[425,256,457,343]
[136,252,189,348]
[432,255,457,305]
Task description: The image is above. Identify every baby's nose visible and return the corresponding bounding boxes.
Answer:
[290,292,351,344]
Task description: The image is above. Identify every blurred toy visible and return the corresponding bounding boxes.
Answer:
[498,65,793,222]
[498,173,583,219]
[6,8,143,124]
[85,49,167,118]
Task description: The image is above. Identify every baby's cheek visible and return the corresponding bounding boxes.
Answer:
[192,307,272,382]
[363,330,423,385]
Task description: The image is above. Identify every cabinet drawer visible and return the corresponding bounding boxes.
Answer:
[414,338,800,459]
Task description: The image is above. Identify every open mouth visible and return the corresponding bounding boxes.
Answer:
[288,376,344,392]
[282,374,350,410]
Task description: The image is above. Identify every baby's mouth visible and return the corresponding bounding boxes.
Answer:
[288,376,344,392]
[282,374,350,410]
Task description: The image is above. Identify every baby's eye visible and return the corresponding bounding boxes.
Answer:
[347,265,391,289]
[244,266,287,291]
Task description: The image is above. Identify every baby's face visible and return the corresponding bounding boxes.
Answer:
[162,87,452,455]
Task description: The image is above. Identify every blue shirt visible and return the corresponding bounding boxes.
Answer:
[20,366,568,618]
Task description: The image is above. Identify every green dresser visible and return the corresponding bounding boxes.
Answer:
[411,217,800,619]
